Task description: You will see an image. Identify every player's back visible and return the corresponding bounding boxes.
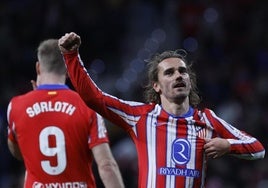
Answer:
[7,85,108,187]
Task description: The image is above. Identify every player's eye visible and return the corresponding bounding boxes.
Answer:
[178,67,187,74]
[164,68,174,76]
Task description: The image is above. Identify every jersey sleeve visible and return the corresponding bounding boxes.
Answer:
[63,51,149,132]
[88,112,109,149]
[203,108,265,160]
[6,100,17,143]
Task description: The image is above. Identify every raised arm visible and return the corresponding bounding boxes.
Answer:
[58,32,103,112]
[58,32,146,131]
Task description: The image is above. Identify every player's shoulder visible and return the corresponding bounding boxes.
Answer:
[63,90,87,103]
[7,90,36,113]
[64,90,93,109]
[9,90,36,103]
[194,106,213,113]
[192,107,216,118]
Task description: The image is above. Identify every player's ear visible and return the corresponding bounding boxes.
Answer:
[153,82,160,93]
[36,61,41,75]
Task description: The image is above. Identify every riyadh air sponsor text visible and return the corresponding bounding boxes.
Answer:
[159,167,200,178]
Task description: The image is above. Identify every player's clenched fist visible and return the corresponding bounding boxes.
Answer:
[204,137,230,159]
[58,32,81,53]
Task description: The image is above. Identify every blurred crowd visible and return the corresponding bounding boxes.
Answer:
[0,0,268,187]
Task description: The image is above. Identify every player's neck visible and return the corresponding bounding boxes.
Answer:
[38,73,66,85]
[161,97,190,116]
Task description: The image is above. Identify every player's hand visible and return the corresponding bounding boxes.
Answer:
[204,138,230,159]
[58,32,81,53]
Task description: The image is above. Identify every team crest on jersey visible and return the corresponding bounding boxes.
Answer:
[172,138,191,165]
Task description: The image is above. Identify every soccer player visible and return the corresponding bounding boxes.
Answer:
[58,32,265,188]
[7,39,124,188]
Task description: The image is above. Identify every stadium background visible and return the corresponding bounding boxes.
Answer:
[0,0,267,187]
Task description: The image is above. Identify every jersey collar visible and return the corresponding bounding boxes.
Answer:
[37,84,69,90]
[161,105,194,118]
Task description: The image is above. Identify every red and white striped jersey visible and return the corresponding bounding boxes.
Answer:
[7,84,109,188]
[63,51,265,188]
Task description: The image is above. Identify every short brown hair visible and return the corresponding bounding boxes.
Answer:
[37,39,66,75]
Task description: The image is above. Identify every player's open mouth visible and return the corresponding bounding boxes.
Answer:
[173,82,186,88]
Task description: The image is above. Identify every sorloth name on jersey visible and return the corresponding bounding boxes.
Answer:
[26,101,76,117]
